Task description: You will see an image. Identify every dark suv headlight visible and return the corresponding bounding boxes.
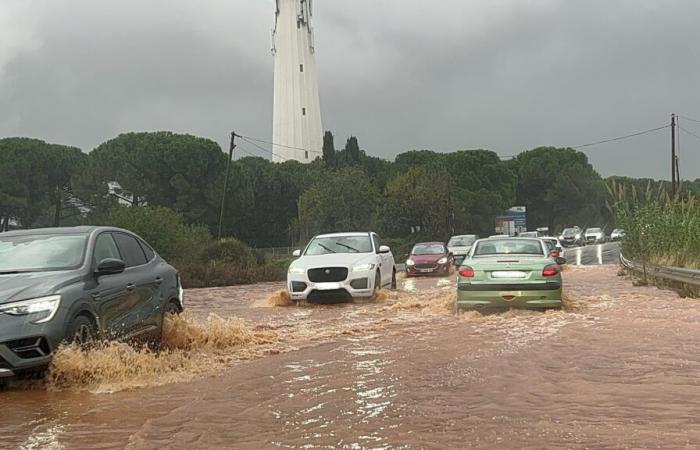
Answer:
[0,295,61,324]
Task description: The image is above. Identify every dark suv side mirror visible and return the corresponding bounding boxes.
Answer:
[96,258,126,275]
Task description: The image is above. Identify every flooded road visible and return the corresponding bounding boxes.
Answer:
[3,265,700,449]
[563,242,620,266]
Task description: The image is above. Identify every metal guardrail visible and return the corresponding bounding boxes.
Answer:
[619,253,700,288]
[255,247,297,258]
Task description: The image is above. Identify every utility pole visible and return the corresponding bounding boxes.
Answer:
[675,117,681,195]
[217,131,237,240]
[671,114,677,198]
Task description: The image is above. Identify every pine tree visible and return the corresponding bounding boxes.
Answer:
[344,136,361,165]
[322,131,336,168]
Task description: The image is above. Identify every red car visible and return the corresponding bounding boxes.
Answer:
[405,242,454,277]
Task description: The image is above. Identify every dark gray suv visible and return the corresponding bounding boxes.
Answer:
[0,226,183,379]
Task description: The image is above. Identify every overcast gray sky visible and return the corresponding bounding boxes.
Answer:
[1,0,699,179]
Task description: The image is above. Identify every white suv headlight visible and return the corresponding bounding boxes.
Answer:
[288,267,305,275]
[437,257,448,264]
[352,263,375,272]
[0,295,61,324]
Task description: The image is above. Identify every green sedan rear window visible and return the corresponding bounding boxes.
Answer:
[474,239,544,256]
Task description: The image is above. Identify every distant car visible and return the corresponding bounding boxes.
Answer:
[0,227,183,380]
[287,232,396,302]
[559,227,583,247]
[610,229,625,241]
[584,227,606,245]
[518,231,539,238]
[406,242,454,277]
[447,234,478,266]
[540,236,564,257]
[455,237,562,312]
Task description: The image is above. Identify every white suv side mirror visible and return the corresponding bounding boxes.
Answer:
[378,245,391,254]
[292,249,301,257]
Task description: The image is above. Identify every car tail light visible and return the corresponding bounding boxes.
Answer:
[458,266,475,278]
[542,264,559,277]
[550,250,559,258]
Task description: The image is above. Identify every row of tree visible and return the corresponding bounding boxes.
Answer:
[2,132,698,247]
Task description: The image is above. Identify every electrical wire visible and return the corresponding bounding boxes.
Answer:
[238,134,324,154]
[237,122,670,162]
[679,114,700,123]
[235,144,265,159]
[679,125,700,142]
[238,137,290,161]
[572,125,669,149]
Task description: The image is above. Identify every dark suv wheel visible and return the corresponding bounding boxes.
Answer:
[66,315,96,347]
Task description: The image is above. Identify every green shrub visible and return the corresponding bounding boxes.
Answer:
[106,205,210,261]
[382,237,415,260]
[104,205,285,288]
[177,255,289,288]
[205,238,260,267]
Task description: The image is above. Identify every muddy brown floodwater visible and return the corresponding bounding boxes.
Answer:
[2,265,700,449]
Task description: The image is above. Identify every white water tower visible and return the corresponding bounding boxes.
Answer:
[271,0,324,163]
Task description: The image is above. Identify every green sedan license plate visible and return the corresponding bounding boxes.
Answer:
[491,271,527,279]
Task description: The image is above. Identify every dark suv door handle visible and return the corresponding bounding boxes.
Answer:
[155,277,163,285]
[126,283,135,291]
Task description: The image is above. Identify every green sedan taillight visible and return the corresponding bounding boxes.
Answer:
[542,264,560,277]
[458,266,475,278]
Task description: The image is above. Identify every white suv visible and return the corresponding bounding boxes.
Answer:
[287,232,396,301]
[584,227,606,245]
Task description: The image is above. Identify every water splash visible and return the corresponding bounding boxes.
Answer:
[46,312,279,393]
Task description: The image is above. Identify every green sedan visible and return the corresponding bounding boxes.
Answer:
[455,237,562,312]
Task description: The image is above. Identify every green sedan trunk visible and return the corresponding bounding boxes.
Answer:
[456,256,562,311]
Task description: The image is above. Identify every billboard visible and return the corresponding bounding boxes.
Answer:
[495,206,527,236]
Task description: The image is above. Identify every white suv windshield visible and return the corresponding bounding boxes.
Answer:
[0,234,87,272]
[305,235,373,255]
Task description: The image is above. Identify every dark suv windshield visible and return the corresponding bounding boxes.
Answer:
[0,234,87,272]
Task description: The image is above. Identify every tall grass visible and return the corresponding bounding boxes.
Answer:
[612,181,700,269]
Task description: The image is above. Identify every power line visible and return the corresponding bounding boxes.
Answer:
[679,114,700,123]
[237,122,670,163]
[572,124,669,149]
[235,144,264,159]
[239,134,324,154]
[680,125,700,142]
[238,137,290,161]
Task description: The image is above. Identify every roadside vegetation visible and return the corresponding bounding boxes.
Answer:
[612,180,700,269]
[106,206,290,288]
[2,133,700,286]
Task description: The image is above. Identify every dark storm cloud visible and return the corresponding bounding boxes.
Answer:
[1,0,699,179]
